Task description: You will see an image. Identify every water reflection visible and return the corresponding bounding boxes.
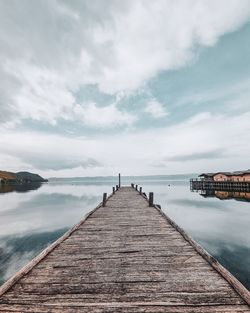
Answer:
[0,182,42,194]
[0,178,249,291]
[0,228,67,285]
[196,239,250,290]
[0,181,108,284]
[198,189,250,202]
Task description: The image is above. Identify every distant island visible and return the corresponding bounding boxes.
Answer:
[0,170,48,185]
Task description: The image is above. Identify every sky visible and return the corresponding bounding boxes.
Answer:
[0,0,250,178]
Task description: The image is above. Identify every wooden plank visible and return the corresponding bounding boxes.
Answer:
[0,291,244,305]
[0,303,249,313]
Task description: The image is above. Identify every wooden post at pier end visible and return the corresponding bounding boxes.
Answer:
[116,185,119,191]
[118,173,121,188]
[102,193,107,207]
[112,187,115,195]
[131,183,134,188]
[135,184,138,191]
[149,192,154,206]
[139,186,142,194]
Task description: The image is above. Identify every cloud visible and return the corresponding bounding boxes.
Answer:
[1,109,250,176]
[74,102,137,127]
[0,132,102,171]
[23,157,101,171]
[166,149,225,162]
[9,63,75,125]
[90,0,250,94]
[144,99,168,118]
[0,0,250,126]
[4,61,137,128]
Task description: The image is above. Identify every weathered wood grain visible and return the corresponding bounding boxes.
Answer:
[0,186,249,312]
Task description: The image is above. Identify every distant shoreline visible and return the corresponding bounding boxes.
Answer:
[49,173,198,181]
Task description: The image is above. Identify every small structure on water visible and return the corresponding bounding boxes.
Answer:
[191,170,250,193]
[199,170,250,182]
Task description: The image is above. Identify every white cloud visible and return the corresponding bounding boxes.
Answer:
[9,62,75,125]
[4,61,136,128]
[0,0,250,126]
[0,153,28,173]
[1,110,250,176]
[78,0,250,94]
[144,100,168,118]
[74,102,137,127]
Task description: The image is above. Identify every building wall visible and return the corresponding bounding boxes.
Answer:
[231,175,243,182]
[213,173,250,182]
[213,173,228,181]
[227,174,250,182]
[243,174,250,182]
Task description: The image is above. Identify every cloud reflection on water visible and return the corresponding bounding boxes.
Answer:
[0,228,67,285]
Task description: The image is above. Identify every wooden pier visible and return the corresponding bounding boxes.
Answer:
[0,186,250,312]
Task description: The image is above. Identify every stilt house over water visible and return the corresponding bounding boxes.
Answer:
[199,170,250,182]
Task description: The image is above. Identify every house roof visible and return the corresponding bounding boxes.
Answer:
[199,173,215,177]
[199,170,250,177]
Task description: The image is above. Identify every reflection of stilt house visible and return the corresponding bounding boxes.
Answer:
[200,190,250,202]
[215,190,250,202]
[214,191,230,199]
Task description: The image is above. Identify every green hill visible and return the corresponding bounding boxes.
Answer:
[0,171,48,184]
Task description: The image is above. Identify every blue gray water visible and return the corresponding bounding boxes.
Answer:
[0,176,249,290]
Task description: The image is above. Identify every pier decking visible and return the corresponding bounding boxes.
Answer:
[0,186,249,312]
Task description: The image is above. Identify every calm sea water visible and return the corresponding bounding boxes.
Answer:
[0,176,249,290]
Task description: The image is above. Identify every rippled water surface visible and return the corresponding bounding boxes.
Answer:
[0,176,249,290]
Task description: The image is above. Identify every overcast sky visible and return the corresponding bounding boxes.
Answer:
[0,0,250,177]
